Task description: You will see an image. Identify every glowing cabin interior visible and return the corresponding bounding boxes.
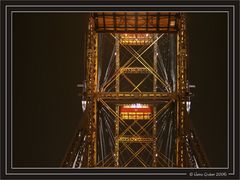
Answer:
[120,104,152,120]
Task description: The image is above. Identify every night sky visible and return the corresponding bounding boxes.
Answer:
[13,13,227,167]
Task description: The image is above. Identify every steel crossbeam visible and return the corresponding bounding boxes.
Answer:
[121,67,149,74]
[97,92,176,100]
[119,136,154,142]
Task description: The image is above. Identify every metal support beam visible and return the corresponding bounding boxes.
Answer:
[176,14,189,167]
[86,17,98,167]
[115,35,120,167]
[153,34,158,167]
[121,67,149,74]
[97,92,177,100]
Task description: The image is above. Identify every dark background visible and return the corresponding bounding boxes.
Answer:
[13,13,227,167]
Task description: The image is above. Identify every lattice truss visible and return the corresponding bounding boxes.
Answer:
[62,13,209,168]
[95,32,177,167]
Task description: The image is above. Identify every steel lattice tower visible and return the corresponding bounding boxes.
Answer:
[62,12,209,168]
